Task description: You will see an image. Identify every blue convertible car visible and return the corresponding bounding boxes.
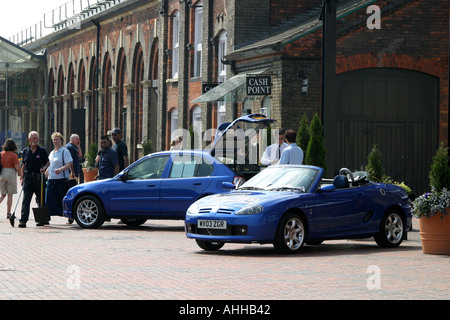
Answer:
[63,114,275,228]
[185,165,412,253]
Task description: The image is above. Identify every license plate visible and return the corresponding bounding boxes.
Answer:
[197,220,227,229]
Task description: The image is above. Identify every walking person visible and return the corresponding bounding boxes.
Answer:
[45,132,73,224]
[260,129,288,166]
[65,133,82,180]
[0,139,22,219]
[279,129,304,165]
[111,128,129,171]
[19,131,49,228]
[97,135,119,180]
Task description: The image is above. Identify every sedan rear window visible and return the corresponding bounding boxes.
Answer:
[169,155,214,178]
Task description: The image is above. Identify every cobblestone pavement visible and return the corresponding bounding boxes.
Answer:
[0,190,449,302]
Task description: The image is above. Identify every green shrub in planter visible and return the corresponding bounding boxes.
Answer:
[305,113,326,175]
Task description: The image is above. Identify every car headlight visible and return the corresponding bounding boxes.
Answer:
[235,204,264,215]
[187,203,199,214]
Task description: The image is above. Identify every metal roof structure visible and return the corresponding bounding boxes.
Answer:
[0,36,45,76]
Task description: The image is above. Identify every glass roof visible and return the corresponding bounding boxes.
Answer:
[0,36,45,76]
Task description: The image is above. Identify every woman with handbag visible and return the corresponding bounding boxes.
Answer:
[0,139,21,219]
[45,132,73,225]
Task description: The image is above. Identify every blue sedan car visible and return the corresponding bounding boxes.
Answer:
[63,114,275,228]
[185,165,412,253]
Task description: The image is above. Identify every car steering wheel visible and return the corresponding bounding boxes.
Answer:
[339,168,355,184]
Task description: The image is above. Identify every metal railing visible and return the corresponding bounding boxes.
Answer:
[9,0,124,46]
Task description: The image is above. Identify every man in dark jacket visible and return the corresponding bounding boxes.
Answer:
[19,131,49,228]
[111,128,129,171]
[97,135,119,180]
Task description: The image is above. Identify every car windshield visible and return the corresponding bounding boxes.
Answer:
[238,166,319,192]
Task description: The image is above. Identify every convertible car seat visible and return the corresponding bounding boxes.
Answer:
[333,175,349,189]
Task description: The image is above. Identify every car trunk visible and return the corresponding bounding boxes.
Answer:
[208,114,276,181]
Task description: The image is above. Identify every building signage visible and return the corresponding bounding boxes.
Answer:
[246,75,271,96]
[202,82,220,94]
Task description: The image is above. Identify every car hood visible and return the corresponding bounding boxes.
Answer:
[194,190,304,210]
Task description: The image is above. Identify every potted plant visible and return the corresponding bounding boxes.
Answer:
[412,143,450,254]
[82,143,99,182]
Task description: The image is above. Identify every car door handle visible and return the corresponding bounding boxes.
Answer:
[147,184,156,187]
[193,182,202,186]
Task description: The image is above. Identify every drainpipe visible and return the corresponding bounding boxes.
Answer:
[320,0,339,176]
[92,19,101,143]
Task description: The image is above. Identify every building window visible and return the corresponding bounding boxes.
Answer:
[192,106,202,149]
[218,31,227,82]
[217,31,227,127]
[243,98,252,115]
[172,11,180,79]
[261,96,272,118]
[171,108,178,140]
[217,104,226,127]
[193,3,203,78]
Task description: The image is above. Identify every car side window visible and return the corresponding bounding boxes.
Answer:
[169,155,214,178]
[127,155,169,180]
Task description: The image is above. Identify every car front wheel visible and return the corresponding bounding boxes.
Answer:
[273,213,306,254]
[374,209,405,248]
[74,195,106,229]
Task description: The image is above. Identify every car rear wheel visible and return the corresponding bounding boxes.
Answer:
[195,240,225,251]
[374,209,405,248]
[273,213,305,254]
[74,195,106,229]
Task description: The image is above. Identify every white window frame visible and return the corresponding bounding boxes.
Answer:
[193,3,203,78]
[217,31,227,126]
[171,108,179,140]
[172,11,180,79]
[192,106,202,149]
[218,31,227,82]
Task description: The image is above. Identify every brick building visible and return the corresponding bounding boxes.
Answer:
[17,0,449,194]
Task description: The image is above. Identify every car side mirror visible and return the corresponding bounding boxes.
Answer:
[119,172,127,182]
[222,182,235,190]
[320,185,335,193]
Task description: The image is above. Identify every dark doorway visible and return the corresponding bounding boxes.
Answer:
[71,108,86,157]
[334,68,438,195]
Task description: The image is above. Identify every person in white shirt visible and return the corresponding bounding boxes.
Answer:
[279,129,303,165]
[260,129,288,166]
[45,132,73,225]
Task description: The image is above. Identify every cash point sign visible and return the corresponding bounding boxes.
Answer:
[246,75,271,96]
